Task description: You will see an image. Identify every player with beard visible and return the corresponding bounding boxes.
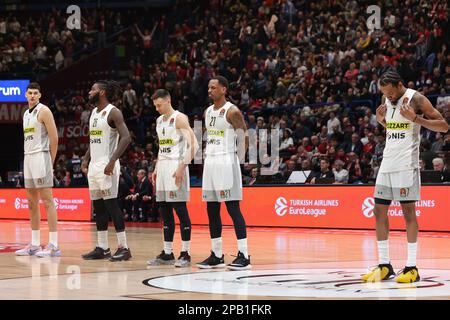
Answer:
[81,81,132,261]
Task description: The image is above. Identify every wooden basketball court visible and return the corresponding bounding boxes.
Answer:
[0,220,450,300]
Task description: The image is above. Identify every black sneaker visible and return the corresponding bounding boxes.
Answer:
[227,252,252,270]
[81,247,111,260]
[174,251,191,268]
[147,250,175,266]
[196,251,225,269]
[109,247,132,262]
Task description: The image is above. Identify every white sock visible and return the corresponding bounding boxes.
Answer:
[97,231,109,250]
[116,231,128,249]
[164,241,173,254]
[211,237,222,257]
[406,242,417,267]
[49,232,58,247]
[237,238,249,259]
[181,241,190,253]
[31,230,40,247]
[377,240,390,265]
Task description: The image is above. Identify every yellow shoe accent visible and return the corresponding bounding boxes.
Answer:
[396,267,420,283]
[361,264,394,282]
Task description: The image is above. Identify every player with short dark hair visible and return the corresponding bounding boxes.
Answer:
[16,82,61,257]
[147,89,198,268]
[197,76,252,270]
[362,69,449,283]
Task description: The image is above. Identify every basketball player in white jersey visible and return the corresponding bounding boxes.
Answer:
[81,81,132,261]
[16,82,60,257]
[197,76,252,270]
[362,69,449,283]
[146,89,198,267]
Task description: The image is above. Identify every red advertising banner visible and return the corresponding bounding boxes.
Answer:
[0,188,91,221]
[1,186,448,231]
[186,186,450,232]
[0,103,28,123]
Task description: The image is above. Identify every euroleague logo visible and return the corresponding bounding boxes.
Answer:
[275,197,288,216]
[362,197,375,218]
[14,198,22,210]
[14,198,59,209]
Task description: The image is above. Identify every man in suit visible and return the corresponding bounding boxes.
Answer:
[126,169,152,222]
[341,133,364,156]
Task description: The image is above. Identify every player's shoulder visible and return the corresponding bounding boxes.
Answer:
[175,110,188,118]
[175,111,189,125]
[410,90,429,108]
[109,103,119,111]
[410,89,424,101]
[109,104,124,116]
[36,103,54,118]
[38,103,51,112]
[226,102,241,115]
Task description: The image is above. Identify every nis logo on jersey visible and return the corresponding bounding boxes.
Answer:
[90,129,103,143]
[24,127,35,141]
[207,129,225,145]
[159,138,174,154]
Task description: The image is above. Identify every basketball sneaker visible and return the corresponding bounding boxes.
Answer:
[196,251,225,269]
[361,263,395,282]
[15,244,42,256]
[227,252,252,271]
[395,266,420,283]
[81,247,111,260]
[147,251,175,266]
[174,251,191,268]
[35,243,61,258]
[110,247,132,262]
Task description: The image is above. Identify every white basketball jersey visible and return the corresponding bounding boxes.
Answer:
[23,103,50,155]
[379,88,421,173]
[89,104,119,164]
[156,110,186,160]
[205,102,237,156]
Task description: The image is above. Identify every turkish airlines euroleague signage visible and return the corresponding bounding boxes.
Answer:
[0,186,448,230]
[187,186,450,231]
[0,188,90,221]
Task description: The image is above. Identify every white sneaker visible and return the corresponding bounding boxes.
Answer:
[15,244,42,256]
[35,243,61,258]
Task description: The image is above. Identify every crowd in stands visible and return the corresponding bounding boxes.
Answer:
[3,0,450,220]
[0,7,144,77]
